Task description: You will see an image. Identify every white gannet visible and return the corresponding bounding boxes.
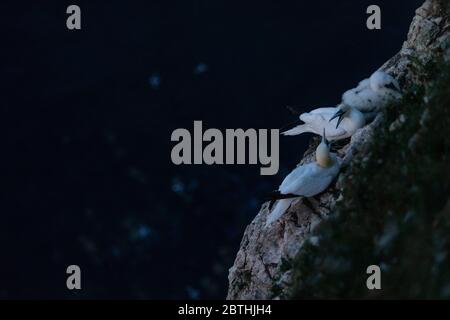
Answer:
[342,70,402,115]
[282,104,365,141]
[266,130,341,227]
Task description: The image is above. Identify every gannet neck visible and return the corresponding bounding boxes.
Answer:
[316,143,333,168]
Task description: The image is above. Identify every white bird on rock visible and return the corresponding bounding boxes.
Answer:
[266,130,341,227]
[342,70,402,118]
[282,104,365,141]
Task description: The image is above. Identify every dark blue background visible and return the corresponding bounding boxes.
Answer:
[1,0,422,298]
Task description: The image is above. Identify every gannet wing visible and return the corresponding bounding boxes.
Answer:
[298,172,334,197]
[280,163,335,197]
[282,107,338,136]
[297,111,347,139]
[300,110,333,123]
[278,164,311,195]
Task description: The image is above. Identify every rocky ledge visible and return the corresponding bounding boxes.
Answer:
[227,0,450,300]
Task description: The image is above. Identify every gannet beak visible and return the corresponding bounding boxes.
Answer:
[322,128,329,146]
[329,109,345,129]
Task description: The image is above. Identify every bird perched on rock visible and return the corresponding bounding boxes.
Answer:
[282,104,365,141]
[266,130,341,227]
[342,70,402,119]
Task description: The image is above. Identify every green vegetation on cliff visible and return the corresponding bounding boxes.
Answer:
[291,61,450,299]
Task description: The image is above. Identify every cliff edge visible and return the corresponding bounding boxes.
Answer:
[227,0,450,299]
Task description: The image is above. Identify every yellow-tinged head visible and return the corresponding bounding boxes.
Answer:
[316,129,333,168]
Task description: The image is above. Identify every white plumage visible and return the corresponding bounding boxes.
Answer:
[269,70,401,227]
[342,70,401,114]
[266,132,341,227]
[282,104,365,141]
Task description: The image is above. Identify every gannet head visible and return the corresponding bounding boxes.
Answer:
[370,71,401,94]
[330,104,365,130]
[316,129,333,168]
[329,104,350,129]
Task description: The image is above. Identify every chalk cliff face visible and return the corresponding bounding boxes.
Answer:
[227,0,450,300]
